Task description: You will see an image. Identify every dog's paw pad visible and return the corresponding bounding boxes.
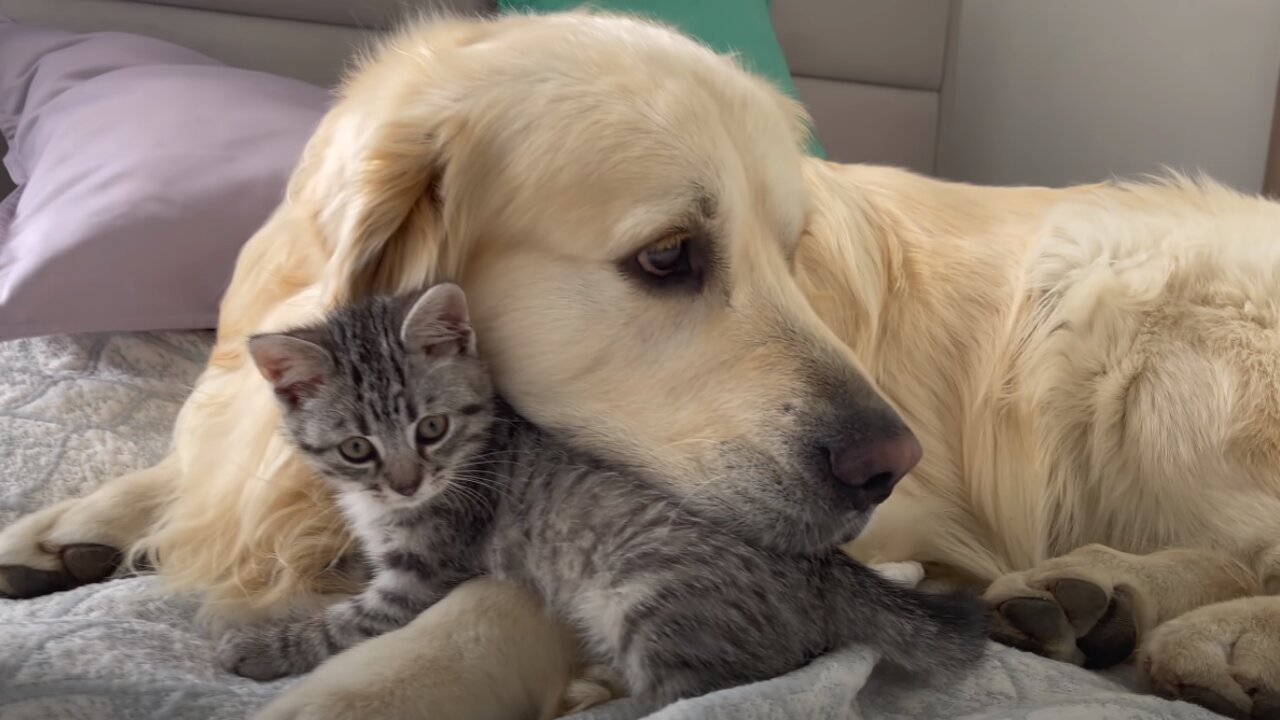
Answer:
[0,564,75,598]
[1252,695,1280,720]
[1075,585,1137,669]
[1049,577,1109,632]
[1178,684,1247,719]
[998,596,1070,645]
[986,569,1140,668]
[61,543,123,584]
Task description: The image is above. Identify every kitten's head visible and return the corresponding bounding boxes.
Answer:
[248,284,495,509]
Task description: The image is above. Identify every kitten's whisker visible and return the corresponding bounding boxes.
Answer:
[453,475,515,502]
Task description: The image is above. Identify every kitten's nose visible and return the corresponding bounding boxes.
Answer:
[390,479,421,497]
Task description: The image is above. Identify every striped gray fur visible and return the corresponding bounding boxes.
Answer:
[219,285,987,709]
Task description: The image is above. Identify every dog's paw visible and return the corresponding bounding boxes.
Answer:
[0,500,123,598]
[252,697,358,720]
[253,698,359,720]
[984,547,1139,668]
[1140,596,1280,720]
[218,628,297,682]
[562,663,626,715]
[249,663,411,720]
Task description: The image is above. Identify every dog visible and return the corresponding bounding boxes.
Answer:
[1,12,1278,720]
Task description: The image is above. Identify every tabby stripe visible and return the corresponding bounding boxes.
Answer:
[375,587,422,614]
[318,618,344,655]
[383,549,434,578]
[354,619,390,638]
[618,606,658,659]
[610,548,671,581]
[617,585,688,658]
[391,356,410,408]
[278,625,297,660]
[352,597,401,628]
[389,504,433,528]
[350,362,364,397]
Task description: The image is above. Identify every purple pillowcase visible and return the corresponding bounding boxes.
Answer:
[0,16,331,341]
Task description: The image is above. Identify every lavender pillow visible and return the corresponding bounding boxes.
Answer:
[0,16,330,341]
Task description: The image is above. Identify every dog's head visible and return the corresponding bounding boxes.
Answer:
[296,12,919,553]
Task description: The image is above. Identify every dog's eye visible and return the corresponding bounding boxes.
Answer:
[338,436,377,463]
[637,236,689,277]
[415,415,449,445]
[626,233,706,292]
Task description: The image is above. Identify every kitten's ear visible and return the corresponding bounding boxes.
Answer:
[402,283,476,357]
[247,334,334,408]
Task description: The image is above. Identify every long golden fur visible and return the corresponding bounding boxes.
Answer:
[2,12,1280,720]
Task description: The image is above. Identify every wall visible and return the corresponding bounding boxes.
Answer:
[938,0,1280,191]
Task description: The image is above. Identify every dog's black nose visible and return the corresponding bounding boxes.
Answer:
[826,430,921,508]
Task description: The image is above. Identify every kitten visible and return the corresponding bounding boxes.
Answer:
[218,284,986,709]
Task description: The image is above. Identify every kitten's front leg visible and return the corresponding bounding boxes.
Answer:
[219,611,346,681]
[220,575,441,680]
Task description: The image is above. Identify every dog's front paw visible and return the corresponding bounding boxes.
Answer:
[0,498,124,598]
[984,546,1141,668]
[218,627,299,682]
[1140,596,1280,720]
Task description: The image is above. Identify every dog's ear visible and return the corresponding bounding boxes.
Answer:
[302,107,455,307]
[295,19,501,308]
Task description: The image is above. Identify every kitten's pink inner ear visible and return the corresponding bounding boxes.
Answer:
[247,335,331,406]
[402,283,477,356]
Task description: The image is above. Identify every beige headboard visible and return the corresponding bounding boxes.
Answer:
[0,0,956,200]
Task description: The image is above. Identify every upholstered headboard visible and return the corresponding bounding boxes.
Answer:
[0,0,955,200]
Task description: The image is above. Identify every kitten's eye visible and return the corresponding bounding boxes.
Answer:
[416,415,450,445]
[338,436,377,463]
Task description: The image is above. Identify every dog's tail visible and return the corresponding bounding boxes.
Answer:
[829,556,989,678]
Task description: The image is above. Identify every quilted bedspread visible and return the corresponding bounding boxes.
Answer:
[0,331,1224,720]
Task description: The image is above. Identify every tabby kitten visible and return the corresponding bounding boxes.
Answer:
[219,284,986,709]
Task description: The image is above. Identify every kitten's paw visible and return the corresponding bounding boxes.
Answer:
[218,628,300,682]
[870,561,925,587]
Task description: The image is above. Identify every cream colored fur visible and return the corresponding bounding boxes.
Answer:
[2,11,1279,720]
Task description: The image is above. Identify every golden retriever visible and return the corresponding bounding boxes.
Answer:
[1,11,1279,720]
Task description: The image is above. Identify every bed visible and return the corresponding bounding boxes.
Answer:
[0,333,1221,718]
[0,1,1228,718]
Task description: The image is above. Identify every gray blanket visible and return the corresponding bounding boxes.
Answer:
[0,332,1223,720]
